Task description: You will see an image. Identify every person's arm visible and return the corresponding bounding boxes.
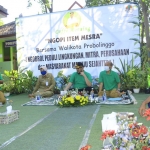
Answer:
[139,96,150,116]
[99,82,103,92]
[64,73,74,91]
[64,82,72,91]
[32,77,40,94]
[117,83,121,91]
[115,73,121,91]
[80,72,92,87]
[98,72,103,92]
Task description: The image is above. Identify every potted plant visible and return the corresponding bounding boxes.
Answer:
[127,68,145,93]
[0,81,14,96]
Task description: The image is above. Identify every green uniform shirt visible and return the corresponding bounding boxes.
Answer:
[69,71,92,89]
[99,70,120,90]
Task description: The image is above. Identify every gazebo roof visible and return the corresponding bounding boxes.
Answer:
[68,1,83,10]
[0,21,15,38]
[0,5,8,18]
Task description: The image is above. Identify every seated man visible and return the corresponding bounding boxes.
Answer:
[0,73,6,104]
[29,66,55,98]
[139,96,150,116]
[64,62,92,93]
[98,61,124,98]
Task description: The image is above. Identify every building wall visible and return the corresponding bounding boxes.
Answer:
[0,39,17,74]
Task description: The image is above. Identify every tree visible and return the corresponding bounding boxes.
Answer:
[139,0,150,60]
[27,0,52,13]
[0,18,4,26]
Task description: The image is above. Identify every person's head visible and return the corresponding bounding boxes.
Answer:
[70,12,74,18]
[104,61,113,71]
[40,66,47,76]
[75,62,84,74]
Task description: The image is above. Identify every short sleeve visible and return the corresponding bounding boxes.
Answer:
[115,73,120,83]
[99,72,103,83]
[87,73,92,82]
[69,73,75,83]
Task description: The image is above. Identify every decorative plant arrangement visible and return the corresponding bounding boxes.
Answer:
[57,93,89,107]
[115,58,147,91]
[1,70,37,94]
[100,113,150,150]
[56,89,95,107]
[0,81,14,93]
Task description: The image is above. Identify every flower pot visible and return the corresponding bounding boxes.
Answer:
[4,93,10,97]
[133,88,140,93]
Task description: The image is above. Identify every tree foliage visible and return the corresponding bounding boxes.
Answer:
[27,0,52,13]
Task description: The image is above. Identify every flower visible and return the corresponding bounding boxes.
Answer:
[100,130,115,140]
[80,144,91,150]
[57,94,89,107]
[143,108,150,121]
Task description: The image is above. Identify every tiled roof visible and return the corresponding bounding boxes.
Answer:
[0,21,15,38]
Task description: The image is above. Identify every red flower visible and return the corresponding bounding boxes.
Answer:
[140,125,148,134]
[142,146,148,150]
[80,144,91,150]
[143,108,150,120]
[142,146,150,150]
[100,130,115,140]
[131,125,141,138]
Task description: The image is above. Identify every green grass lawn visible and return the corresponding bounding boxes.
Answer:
[0,93,149,150]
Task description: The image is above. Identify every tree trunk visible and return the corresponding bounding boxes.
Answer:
[140,0,150,62]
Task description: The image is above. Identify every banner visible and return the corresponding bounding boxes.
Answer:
[16,3,140,78]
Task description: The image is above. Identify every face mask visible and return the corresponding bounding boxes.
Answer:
[104,66,109,71]
[41,71,46,75]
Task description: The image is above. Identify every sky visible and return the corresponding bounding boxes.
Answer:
[0,0,86,24]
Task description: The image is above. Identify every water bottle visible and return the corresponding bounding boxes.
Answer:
[102,89,107,101]
[36,91,41,100]
[90,88,94,99]
[75,88,78,94]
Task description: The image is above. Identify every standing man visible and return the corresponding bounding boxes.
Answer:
[64,62,92,93]
[98,61,123,98]
[29,66,55,98]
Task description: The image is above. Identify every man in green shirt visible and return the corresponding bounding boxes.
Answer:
[98,61,123,98]
[64,62,92,93]
[0,73,6,104]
